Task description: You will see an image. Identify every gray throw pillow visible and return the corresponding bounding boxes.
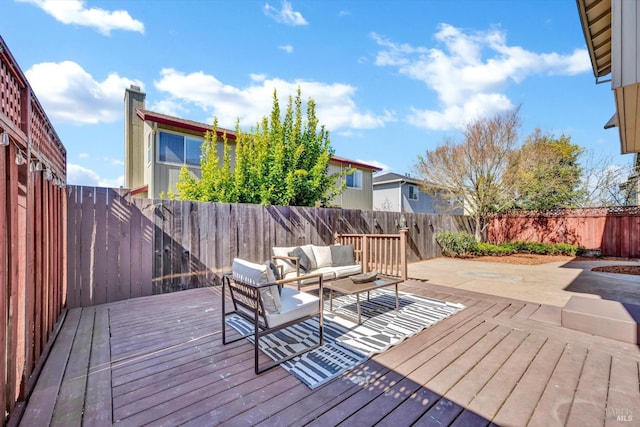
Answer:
[330,244,355,266]
[265,260,281,280]
[288,246,310,271]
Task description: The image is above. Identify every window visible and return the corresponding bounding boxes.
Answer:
[158,131,202,166]
[346,170,362,189]
[408,185,418,200]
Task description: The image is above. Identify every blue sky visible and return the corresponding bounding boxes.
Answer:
[1,0,632,187]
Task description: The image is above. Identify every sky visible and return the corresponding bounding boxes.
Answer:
[1,0,634,188]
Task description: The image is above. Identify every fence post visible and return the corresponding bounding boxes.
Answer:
[362,234,369,273]
[334,231,340,244]
[400,229,408,280]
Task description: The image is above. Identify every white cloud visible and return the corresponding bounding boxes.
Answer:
[104,157,124,166]
[372,24,591,130]
[78,152,89,159]
[147,99,188,118]
[18,0,144,35]
[67,164,124,187]
[357,159,390,172]
[153,68,394,132]
[279,44,294,53]
[25,61,143,125]
[264,1,308,26]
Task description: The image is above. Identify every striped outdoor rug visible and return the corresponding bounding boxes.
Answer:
[226,288,465,389]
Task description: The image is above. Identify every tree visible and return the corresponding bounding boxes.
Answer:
[577,151,636,207]
[175,88,342,206]
[414,108,521,241]
[503,129,584,210]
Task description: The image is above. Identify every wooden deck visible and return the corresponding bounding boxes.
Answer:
[17,281,640,426]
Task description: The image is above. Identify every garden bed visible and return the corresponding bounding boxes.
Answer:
[467,253,640,275]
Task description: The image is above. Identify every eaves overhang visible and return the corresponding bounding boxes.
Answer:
[576,0,612,80]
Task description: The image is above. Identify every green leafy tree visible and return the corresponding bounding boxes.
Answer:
[175,88,342,206]
[504,129,583,210]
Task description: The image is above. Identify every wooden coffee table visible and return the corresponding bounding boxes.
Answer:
[324,275,403,324]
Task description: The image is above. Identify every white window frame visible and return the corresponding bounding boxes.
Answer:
[346,170,363,189]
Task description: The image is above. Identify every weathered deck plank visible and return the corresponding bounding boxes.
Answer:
[18,282,640,426]
[51,307,94,426]
[82,306,112,426]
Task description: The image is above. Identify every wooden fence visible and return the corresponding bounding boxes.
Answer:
[66,186,474,308]
[1,37,67,425]
[487,207,640,258]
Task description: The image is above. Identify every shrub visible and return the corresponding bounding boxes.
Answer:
[436,235,581,258]
[475,242,515,256]
[435,231,477,257]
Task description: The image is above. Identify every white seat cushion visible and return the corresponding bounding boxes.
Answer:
[333,264,362,278]
[283,267,336,285]
[266,288,320,328]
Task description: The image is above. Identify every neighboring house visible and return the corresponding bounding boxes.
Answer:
[577,0,640,154]
[124,86,381,209]
[372,172,461,214]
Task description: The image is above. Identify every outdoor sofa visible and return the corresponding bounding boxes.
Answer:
[272,244,362,289]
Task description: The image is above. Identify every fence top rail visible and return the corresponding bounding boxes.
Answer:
[337,233,405,239]
[489,206,640,218]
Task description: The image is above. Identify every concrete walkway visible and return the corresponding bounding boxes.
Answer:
[408,257,640,307]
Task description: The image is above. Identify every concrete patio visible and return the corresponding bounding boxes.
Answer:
[409,257,640,307]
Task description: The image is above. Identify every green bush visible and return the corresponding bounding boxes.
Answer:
[475,242,515,256]
[435,234,581,258]
[435,231,478,257]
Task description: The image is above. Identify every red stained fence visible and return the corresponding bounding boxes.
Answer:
[487,207,640,258]
[1,37,67,424]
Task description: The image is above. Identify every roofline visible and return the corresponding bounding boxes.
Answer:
[373,175,421,185]
[137,109,381,170]
[575,0,612,79]
[330,156,383,172]
[136,109,237,140]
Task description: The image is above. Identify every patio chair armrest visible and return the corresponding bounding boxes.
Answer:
[276,272,323,287]
[272,255,301,277]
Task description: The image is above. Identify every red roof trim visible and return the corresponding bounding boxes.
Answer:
[130,184,148,196]
[136,109,237,140]
[330,156,383,172]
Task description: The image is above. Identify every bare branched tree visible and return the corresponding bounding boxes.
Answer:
[578,151,636,207]
[414,107,521,241]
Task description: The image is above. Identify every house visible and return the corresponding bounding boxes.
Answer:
[372,172,461,214]
[577,0,640,154]
[124,86,381,209]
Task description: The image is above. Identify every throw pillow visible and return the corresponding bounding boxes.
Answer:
[330,244,355,266]
[288,246,310,272]
[232,258,281,313]
[265,260,281,280]
[312,245,333,268]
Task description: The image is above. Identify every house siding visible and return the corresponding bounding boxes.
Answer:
[328,162,375,210]
[373,182,400,211]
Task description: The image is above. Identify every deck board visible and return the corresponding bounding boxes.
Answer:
[82,306,112,426]
[18,281,640,426]
[50,307,94,426]
[19,308,82,427]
